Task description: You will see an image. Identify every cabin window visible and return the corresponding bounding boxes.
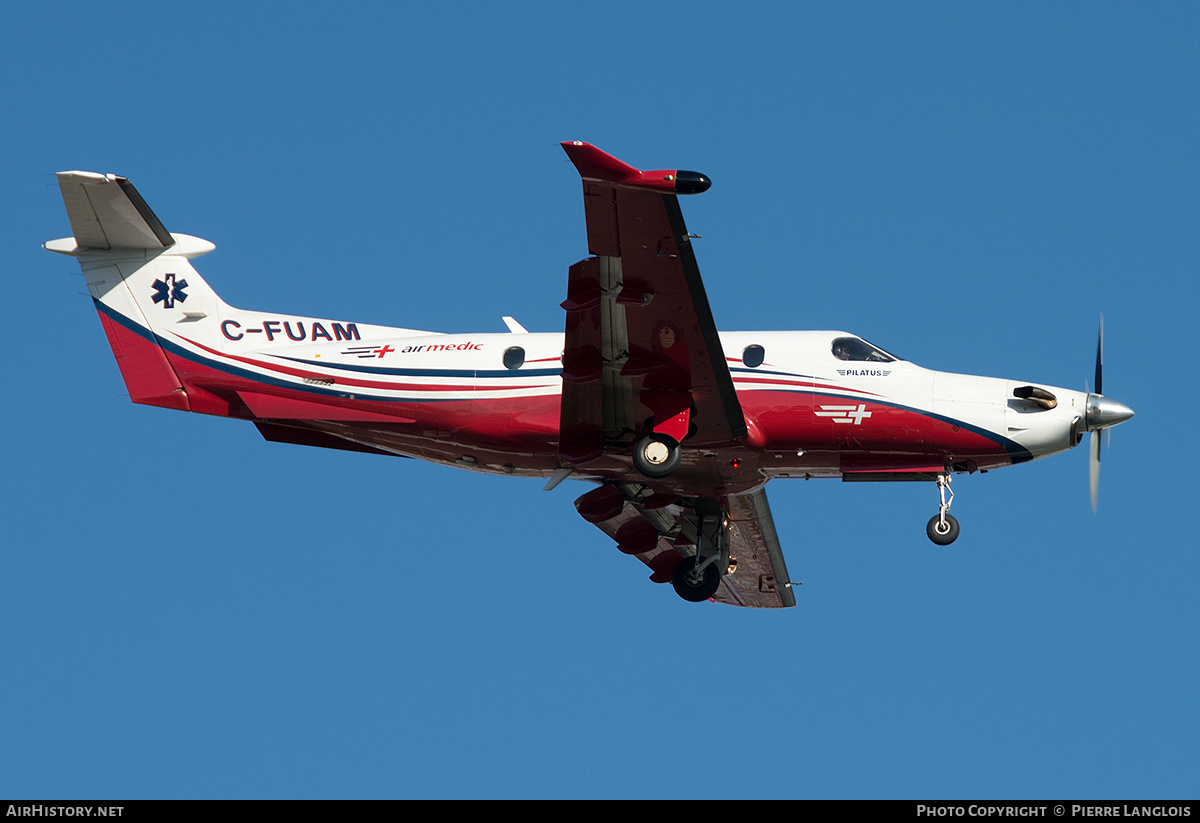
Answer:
[503,346,525,370]
[831,336,898,362]
[742,344,765,368]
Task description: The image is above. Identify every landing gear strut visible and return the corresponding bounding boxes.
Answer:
[671,504,729,602]
[926,474,960,545]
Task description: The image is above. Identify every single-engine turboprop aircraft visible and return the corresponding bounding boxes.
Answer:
[47,142,1134,608]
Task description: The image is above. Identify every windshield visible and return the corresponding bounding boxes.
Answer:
[831,336,903,362]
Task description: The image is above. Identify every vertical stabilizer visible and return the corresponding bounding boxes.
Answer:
[46,172,220,411]
[48,170,428,419]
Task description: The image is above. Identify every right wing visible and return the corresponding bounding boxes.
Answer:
[714,488,796,608]
[574,483,796,609]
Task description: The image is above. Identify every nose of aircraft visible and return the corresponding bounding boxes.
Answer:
[1085,394,1135,431]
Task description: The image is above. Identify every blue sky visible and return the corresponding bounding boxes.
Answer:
[2,1,1196,798]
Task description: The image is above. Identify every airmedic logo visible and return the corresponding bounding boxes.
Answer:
[151,274,187,308]
[816,404,872,425]
[397,342,484,354]
[343,345,395,359]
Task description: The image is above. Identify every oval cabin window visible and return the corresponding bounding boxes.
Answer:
[503,346,525,370]
[742,344,765,368]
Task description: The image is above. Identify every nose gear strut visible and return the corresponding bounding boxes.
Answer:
[926,474,960,545]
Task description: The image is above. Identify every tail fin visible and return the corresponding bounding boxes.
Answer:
[46,171,221,411]
[49,171,422,419]
[53,170,175,251]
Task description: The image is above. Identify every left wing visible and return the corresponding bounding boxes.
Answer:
[557,144,795,608]
[557,141,746,464]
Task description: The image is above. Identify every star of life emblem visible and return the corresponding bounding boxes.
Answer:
[816,403,872,425]
[151,273,188,308]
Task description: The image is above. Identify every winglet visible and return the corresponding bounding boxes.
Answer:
[560,141,711,194]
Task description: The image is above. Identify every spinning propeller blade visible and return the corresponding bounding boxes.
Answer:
[1090,316,1103,512]
[1084,314,1133,512]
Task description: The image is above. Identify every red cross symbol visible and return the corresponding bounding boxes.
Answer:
[373,345,395,358]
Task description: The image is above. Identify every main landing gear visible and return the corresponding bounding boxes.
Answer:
[672,555,722,602]
[671,505,730,603]
[632,433,682,478]
[926,474,960,545]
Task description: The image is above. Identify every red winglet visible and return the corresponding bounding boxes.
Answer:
[560,141,710,194]
[560,141,641,182]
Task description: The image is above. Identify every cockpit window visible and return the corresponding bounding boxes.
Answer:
[831,336,900,362]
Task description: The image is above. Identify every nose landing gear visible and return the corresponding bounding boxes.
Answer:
[926,474,960,545]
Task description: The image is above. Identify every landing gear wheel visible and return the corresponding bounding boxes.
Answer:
[672,555,722,602]
[926,513,960,545]
[632,433,681,478]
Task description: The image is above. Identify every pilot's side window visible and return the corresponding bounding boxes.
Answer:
[503,346,525,370]
[831,336,896,363]
[743,344,765,368]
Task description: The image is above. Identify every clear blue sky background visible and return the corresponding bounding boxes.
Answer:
[2,1,1195,799]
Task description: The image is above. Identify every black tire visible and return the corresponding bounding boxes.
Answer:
[672,555,722,602]
[632,433,681,478]
[926,513,960,545]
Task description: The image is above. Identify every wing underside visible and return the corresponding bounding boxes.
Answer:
[558,143,746,464]
[558,142,794,608]
[575,483,796,608]
[718,488,796,608]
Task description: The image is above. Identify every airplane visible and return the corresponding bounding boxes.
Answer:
[46,142,1134,609]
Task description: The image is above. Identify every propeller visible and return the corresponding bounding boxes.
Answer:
[1090,315,1103,512]
[1084,315,1134,512]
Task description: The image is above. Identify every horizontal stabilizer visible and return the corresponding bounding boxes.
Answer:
[55,171,174,250]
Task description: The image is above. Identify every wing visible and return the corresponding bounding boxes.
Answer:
[715,488,796,608]
[557,142,746,464]
[558,144,795,608]
[574,483,796,609]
